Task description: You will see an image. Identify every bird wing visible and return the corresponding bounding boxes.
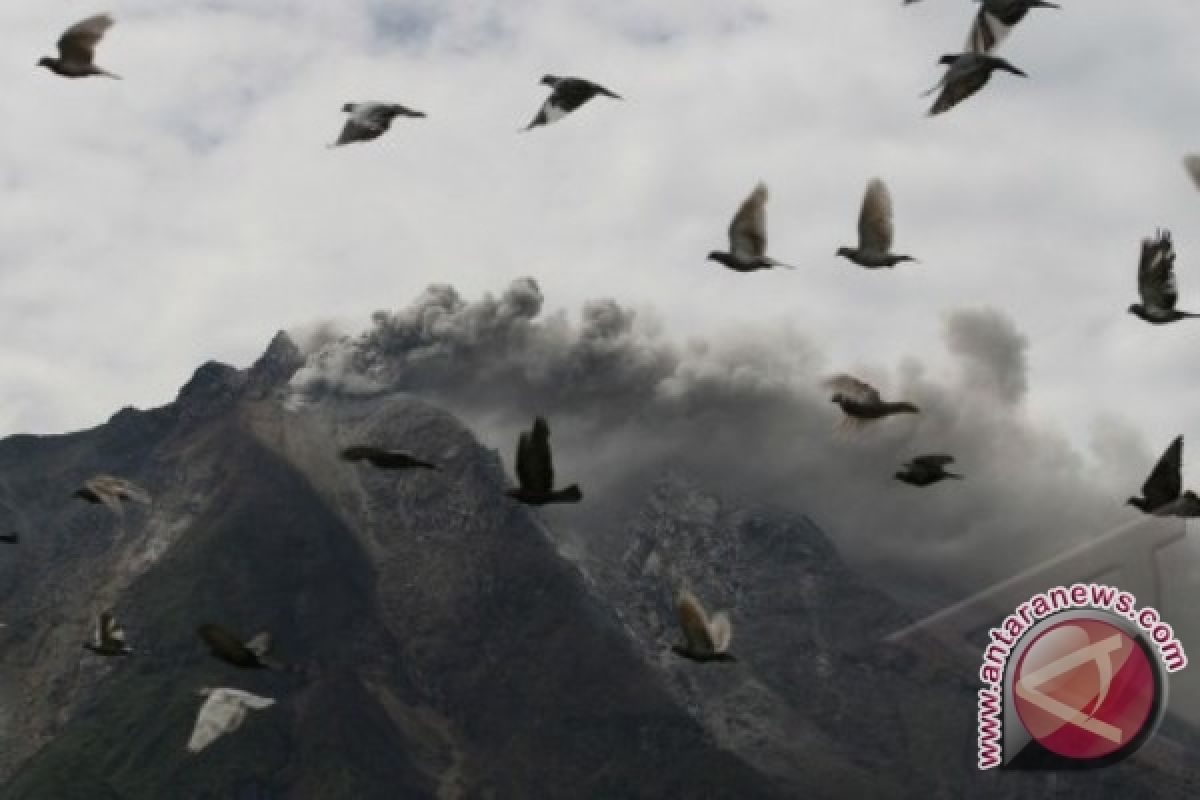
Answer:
[857,178,895,253]
[966,9,1016,53]
[188,691,245,753]
[1184,155,1200,191]
[824,374,882,405]
[707,611,733,654]
[912,454,955,468]
[245,632,271,657]
[58,13,114,65]
[341,446,372,462]
[1142,436,1183,510]
[1138,230,1179,312]
[334,117,383,146]
[516,418,554,493]
[225,689,276,711]
[83,477,123,514]
[676,592,715,655]
[101,611,127,646]
[117,479,151,505]
[728,183,768,260]
[524,98,570,130]
[929,61,991,115]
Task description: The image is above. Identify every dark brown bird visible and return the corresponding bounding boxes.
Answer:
[505,417,582,505]
[825,374,919,431]
[523,75,621,131]
[1128,436,1200,517]
[197,624,276,669]
[38,13,120,79]
[896,455,963,487]
[1128,229,1199,324]
[925,53,1026,116]
[707,183,797,272]
[341,446,437,470]
[836,178,917,269]
[672,590,736,664]
[83,611,132,656]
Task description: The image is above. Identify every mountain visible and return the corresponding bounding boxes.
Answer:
[0,331,1196,798]
[560,474,1200,798]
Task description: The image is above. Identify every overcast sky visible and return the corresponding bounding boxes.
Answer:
[2,0,1198,484]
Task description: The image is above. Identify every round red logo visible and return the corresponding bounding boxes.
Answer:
[1012,618,1158,761]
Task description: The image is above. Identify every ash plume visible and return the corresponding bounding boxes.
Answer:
[288,278,1165,601]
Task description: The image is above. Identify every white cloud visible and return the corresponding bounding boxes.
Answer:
[1,0,1198,490]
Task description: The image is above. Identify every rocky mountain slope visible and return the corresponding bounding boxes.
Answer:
[0,332,1196,798]
[561,474,1200,798]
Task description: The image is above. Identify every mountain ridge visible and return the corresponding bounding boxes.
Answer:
[0,331,1196,798]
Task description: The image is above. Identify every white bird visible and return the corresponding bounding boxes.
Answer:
[671,589,735,663]
[73,474,151,515]
[187,688,275,753]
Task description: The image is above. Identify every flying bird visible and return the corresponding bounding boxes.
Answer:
[708,183,797,272]
[506,417,582,505]
[341,446,437,471]
[187,688,275,753]
[522,75,621,131]
[826,375,919,430]
[1128,436,1200,517]
[1184,155,1200,191]
[672,590,735,663]
[1129,229,1199,324]
[925,53,1026,116]
[836,179,917,269]
[38,13,120,79]
[198,624,277,669]
[896,455,963,486]
[83,611,132,656]
[330,103,425,148]
[965,0,1060,53]
[73,475,151,515]
[0,533,17,544]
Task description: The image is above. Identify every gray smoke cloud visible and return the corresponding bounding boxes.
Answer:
[943,307,1028,407]
[287,278,1193,612]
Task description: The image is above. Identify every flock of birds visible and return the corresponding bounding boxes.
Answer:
[7,2,1200,754]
